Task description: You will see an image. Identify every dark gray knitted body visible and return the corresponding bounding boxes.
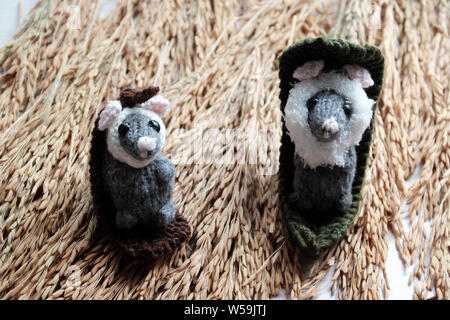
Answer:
[290,89,357,216]
[102,111,176,231]
[102,151,176,230]
[290,149,356,215]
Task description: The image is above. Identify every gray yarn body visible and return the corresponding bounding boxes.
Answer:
[102,151,176,230]
[290,89,357,214]
[290,150,356,214]
[102,111,176,231]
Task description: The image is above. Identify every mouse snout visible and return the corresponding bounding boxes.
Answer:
[137,136,156,154]
[321,117,339,139]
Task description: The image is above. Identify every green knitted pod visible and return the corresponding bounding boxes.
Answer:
[278,37,385,257]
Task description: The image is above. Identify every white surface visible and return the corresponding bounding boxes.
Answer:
[0,0,423,300]
[0,0,34,47]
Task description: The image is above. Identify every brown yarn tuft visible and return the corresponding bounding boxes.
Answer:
[119,87,160,108]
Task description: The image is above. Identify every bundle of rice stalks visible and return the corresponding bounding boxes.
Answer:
[0,0,447,300]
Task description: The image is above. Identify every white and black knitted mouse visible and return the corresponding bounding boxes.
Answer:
[278,37,385,258]
[285,60,375,215]
[89,87,190,260]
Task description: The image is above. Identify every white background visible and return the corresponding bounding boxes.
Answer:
[0,0,420,300]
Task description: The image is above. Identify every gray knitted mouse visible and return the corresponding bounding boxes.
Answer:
[90,87,190,260]
[97,89,175,231]
[284,60,375,215]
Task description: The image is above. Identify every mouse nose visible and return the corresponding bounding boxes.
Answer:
[321,117,339,138]
[137,136,156,152]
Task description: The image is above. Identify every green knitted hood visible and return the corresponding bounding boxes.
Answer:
[278,37,385,258]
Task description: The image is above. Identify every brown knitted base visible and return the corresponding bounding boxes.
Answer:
[116,212,191,260]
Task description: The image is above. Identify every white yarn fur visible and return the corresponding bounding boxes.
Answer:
[106,107,167,168]
[284,71,375,169]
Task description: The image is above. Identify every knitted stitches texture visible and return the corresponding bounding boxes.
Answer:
[278,37,385,257]
[284,71,375,168]
[89,88,190,261]
[102,151,176,230]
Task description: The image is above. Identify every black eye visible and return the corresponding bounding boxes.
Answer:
[307,97,318,111]
[148,120,160,132]
[343,103,352,117]
[118,124,129,136]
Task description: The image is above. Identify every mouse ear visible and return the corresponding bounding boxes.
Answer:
[98,100,122,131]
[342,64,374,88]
[140,95,171,117]
[292,60,324,81]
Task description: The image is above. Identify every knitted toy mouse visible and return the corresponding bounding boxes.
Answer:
[278,37,384,257]
[89,87,190,260]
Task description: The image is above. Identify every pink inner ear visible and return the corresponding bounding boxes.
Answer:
[342,64,374,88]
[141,95,170,117]
[292,60,324,81]
[151,104,168,117]
[98,100,122,131]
